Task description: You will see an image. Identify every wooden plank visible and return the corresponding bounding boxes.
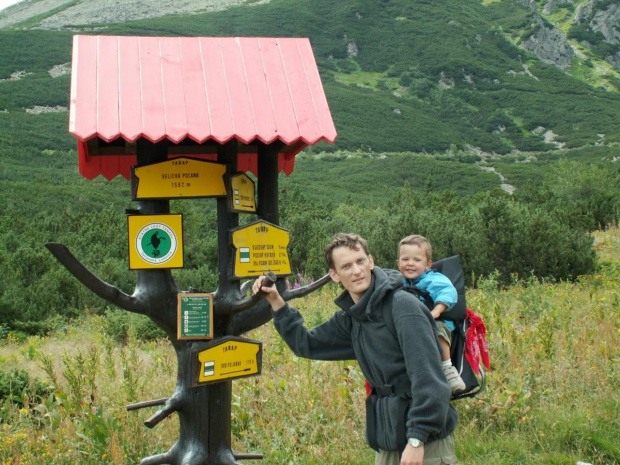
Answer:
[219,37,255,144]
[96,36,120,142]
[278,38,322,145]
[70,35,98,140]
[297,38,337,143]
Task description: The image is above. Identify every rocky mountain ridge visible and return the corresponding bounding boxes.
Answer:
[1,0,618,76]
[0,0,269,30]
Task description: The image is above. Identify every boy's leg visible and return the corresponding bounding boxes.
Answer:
[436,322,466,394]
[438,335,451,361]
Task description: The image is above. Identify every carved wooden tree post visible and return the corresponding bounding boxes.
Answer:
[46,138,329,465]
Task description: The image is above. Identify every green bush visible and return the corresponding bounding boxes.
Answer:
[102,308,167,343]
[0,368,52,404]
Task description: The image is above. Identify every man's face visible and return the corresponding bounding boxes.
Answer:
[329,245,374,303]
[397,244,431,280]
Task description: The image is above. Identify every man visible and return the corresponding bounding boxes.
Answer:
[253,233,458,465]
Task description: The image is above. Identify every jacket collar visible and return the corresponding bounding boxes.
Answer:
[334,266,402,322]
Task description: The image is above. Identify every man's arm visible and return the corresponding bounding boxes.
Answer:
[252,275,356,361]
[392,293,452,442]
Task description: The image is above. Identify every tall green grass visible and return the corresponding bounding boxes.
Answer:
[1,230,619,464]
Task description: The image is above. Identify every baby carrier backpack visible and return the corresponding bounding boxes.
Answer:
[406,255,488,400]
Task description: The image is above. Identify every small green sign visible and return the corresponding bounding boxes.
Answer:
[177,293,213,340]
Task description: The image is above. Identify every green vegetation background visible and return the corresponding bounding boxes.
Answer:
[1,0,620,331]
[1,230,619,464]
[0,0,619,463]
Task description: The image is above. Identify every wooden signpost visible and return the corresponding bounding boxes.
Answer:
[50,34,337,465]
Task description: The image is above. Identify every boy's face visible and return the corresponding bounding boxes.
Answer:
[329,245,374,303]
[398,244,431,280]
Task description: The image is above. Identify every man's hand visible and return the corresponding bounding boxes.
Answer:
[400,444,424,465]
[252,275,285,311]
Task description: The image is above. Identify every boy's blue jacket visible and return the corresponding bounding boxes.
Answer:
[405,269,458,310]
[405,269,458,330]
[271,266,458,451]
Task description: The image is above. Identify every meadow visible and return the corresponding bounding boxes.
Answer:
[0,229,619,464]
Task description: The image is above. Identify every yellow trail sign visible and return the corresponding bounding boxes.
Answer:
[131,157,226,200]
[231,220,291,278]
[191,337,262,386]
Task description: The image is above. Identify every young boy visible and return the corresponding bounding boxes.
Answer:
[398,234,466,394]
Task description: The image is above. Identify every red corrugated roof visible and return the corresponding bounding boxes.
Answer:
[69,35,337,180]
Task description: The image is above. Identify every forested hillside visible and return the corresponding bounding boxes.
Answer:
[0,0,619,333]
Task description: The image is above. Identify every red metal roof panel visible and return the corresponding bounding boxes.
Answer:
[69,35,337,179]
[118,36,143,142]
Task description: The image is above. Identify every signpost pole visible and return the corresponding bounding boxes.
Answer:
[256,142,280,225]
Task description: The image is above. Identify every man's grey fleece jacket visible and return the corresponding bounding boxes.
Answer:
[271,265,458,452]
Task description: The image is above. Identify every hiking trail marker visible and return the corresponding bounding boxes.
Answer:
[127,214,184,270]
[131,157,227,200]
[231,220,291,278]
[177,293,214,341]
[229,172,256,213]
[190,336,262,386]
[55,34,337,465]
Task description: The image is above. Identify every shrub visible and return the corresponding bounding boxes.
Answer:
[0,368,52,404]
[102,308,167,343]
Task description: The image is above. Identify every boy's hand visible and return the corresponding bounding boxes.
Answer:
[252,275,285,311]
[431,303,448,320]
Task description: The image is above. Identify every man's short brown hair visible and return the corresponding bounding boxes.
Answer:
[324,233,370,269]
[398,234,433,261]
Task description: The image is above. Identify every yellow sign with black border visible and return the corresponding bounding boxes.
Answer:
[131,157,227,200]
[230,220,291,278]
[127,214,184,270]
[190,336,262,386]
[229,173,256,213]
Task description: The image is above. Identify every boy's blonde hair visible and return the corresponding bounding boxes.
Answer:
[398,234,433,261]
[324,233,370,269]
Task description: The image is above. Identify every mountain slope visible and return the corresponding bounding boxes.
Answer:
[1,0,619,156]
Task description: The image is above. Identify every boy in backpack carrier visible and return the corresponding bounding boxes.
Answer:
[398,235,467,394]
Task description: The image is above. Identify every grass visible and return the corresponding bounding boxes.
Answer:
[1,230,620,464]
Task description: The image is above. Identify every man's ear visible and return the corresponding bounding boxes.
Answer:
[329,268,340,283]
[369,255,375,269]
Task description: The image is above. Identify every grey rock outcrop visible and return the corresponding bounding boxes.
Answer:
[521,17,575,69]
[543,0,577,15]
[1,0,270,30]
[590,3,620,45]
[574,0,620,70]
[515,0,537,11]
